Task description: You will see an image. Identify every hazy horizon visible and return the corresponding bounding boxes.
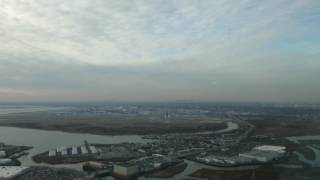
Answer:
[0,0,319,102]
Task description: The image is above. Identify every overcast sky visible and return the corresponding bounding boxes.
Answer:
[0,0,319,102]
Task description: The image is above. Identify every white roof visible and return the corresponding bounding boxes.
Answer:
[0,159,12,163]
[254,145,286,153]
[0,151,6,158]
[72,147,78,155]
[81,146,88,154]
[89,146,97,154]
[0,166,28,178]
[48,150,56,157]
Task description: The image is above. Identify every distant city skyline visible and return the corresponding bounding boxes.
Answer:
[0,0,319,102]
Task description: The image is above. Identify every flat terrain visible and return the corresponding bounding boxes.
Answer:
[0,112,227,135]
[249,117,320,137]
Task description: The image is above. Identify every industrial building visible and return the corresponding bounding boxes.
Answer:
[113,163,139,177]
[81,146,88,154]
[0,159,13,165]
[72,147,78,155]
[253,145,286,153]
[89,146,98,154]
[46,143,99,157]
[196,154,242,166]
[0,150,6,158]
[239,150,283,162]
[48,150,56,157]
[239,145,286,163]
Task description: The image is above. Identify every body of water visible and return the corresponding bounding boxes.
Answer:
[0,126,203,179]
[0,105,69,115]
[0,123,253,179]
[0,127,145,168]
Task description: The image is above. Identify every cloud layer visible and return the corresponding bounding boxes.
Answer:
[0,0,319,102]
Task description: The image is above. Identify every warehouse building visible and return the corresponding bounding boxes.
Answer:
[113,163,139,177]
[253,145,286,153]
[48,150,56,157]
[239,145,286,163]
[0,150,6,158]
[89,146,98,154]
[239,150,283,162]
[72,147,78,155]
[80,146,88,154]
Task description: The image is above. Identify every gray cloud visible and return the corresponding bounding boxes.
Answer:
[0,0,319,102]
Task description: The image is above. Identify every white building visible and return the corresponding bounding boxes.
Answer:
[239,145,286,163]
[72,147,78,155]
[89,146,98,154]
[81,146,88,154]
[0,159,12,165]
[239,151,279,162]
[0,150,6,158]
[48,150,56,157]
[253,145,286,154]
[113,163,139,177]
